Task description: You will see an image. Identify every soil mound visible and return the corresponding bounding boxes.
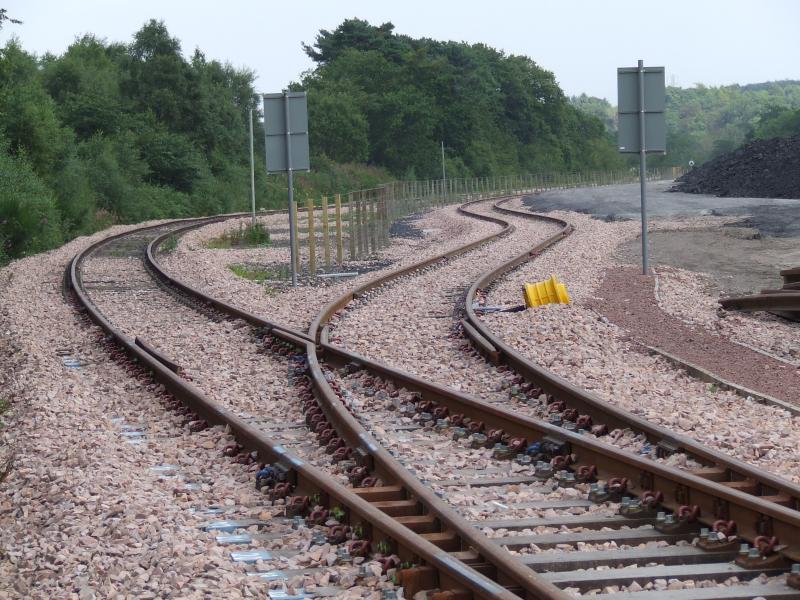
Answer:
[671,135,800,199]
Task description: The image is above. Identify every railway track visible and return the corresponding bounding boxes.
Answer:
[68,206,560,599]
[69,195,800,598]
[459,198,800,505]
[719,267,800,322]
[307,198,800,597]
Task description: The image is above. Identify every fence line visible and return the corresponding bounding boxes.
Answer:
[255,166,682,278]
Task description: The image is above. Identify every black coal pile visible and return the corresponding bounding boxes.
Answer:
[672,135,800,198]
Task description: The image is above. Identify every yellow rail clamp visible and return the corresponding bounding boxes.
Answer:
[524,274,571,308]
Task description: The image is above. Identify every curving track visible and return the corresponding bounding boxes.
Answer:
[67,194,800,598]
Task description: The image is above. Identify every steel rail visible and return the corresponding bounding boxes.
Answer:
[718,265,800,320]
[719,293,800,313]
[69,216,531,600]
[143,199,571,599]
[459,198,800,512]
[142,199,800,587]
[317,342,800,552]
[781,267,800,285]
[303,197,800,564]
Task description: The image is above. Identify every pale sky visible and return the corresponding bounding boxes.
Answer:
[3,0,799,101]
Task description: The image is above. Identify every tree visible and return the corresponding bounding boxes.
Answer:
[303,19,402,65]
[308,87,369,163]
[0,136,62,260]
[298,19,621,177]
[0,8,21,30]
[748,105,800,140]
[573,80,800,166]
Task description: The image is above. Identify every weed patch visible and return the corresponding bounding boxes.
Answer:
[160,234,178,253]
[207,222,271,249]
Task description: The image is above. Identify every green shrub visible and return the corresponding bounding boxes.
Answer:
[207,222,270,249]
[0,140,62,263]
[160,234,178,253]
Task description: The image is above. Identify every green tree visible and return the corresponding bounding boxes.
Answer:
[299,19,621,177]
[0,41,72,172]
[0,137,62,259]
[0,8,21,30]
[308,87,369,163]
[573,80,800,167]
[748,105,800,140]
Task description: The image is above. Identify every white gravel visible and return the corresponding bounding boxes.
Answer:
[508,198,798,366]
[328,197,560,395]
[4,198,796,598]
[0,224,401,599]
[81,244,358,483]
[159,205,489,332]
[485,304,800,482]
[325,202,715,473]
[478,205,800,483]
[656,265,800,365]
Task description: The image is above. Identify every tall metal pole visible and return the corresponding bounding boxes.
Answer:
[249,107,256,226]
[284,92,298,287]
[638,59,649,275]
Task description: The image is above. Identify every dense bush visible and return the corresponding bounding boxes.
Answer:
[0,138,63,259]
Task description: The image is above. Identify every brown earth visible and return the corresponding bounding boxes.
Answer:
[589,266,800,404]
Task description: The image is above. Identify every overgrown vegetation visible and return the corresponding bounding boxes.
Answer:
[0,20,388,265]
[571,80,800,167]
[207,222,271,249]
[159,234,178,253]
[0,396,8,434]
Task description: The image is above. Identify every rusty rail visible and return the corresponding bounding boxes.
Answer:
[718,265,800,321]
[138,198,800,590]
[308,197,800,563]
[141,200,569,599]
[459,199,800,501]
[70,212,564,599]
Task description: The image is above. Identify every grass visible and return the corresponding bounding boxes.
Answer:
[228,263,291,283]
[207,222,271,249]
[160,234,178,253]
[229,264,272,281]
[228,263,292,297]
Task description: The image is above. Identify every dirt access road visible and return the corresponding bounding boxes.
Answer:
[527,180,800,295]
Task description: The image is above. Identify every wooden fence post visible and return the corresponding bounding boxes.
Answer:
[335,194,343,265]
[322,196,331,269]
[348,193,356,259]
[306,197,316,276]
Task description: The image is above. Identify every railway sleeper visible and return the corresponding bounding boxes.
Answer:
[327,357,800,577]
[139,207,800,597]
